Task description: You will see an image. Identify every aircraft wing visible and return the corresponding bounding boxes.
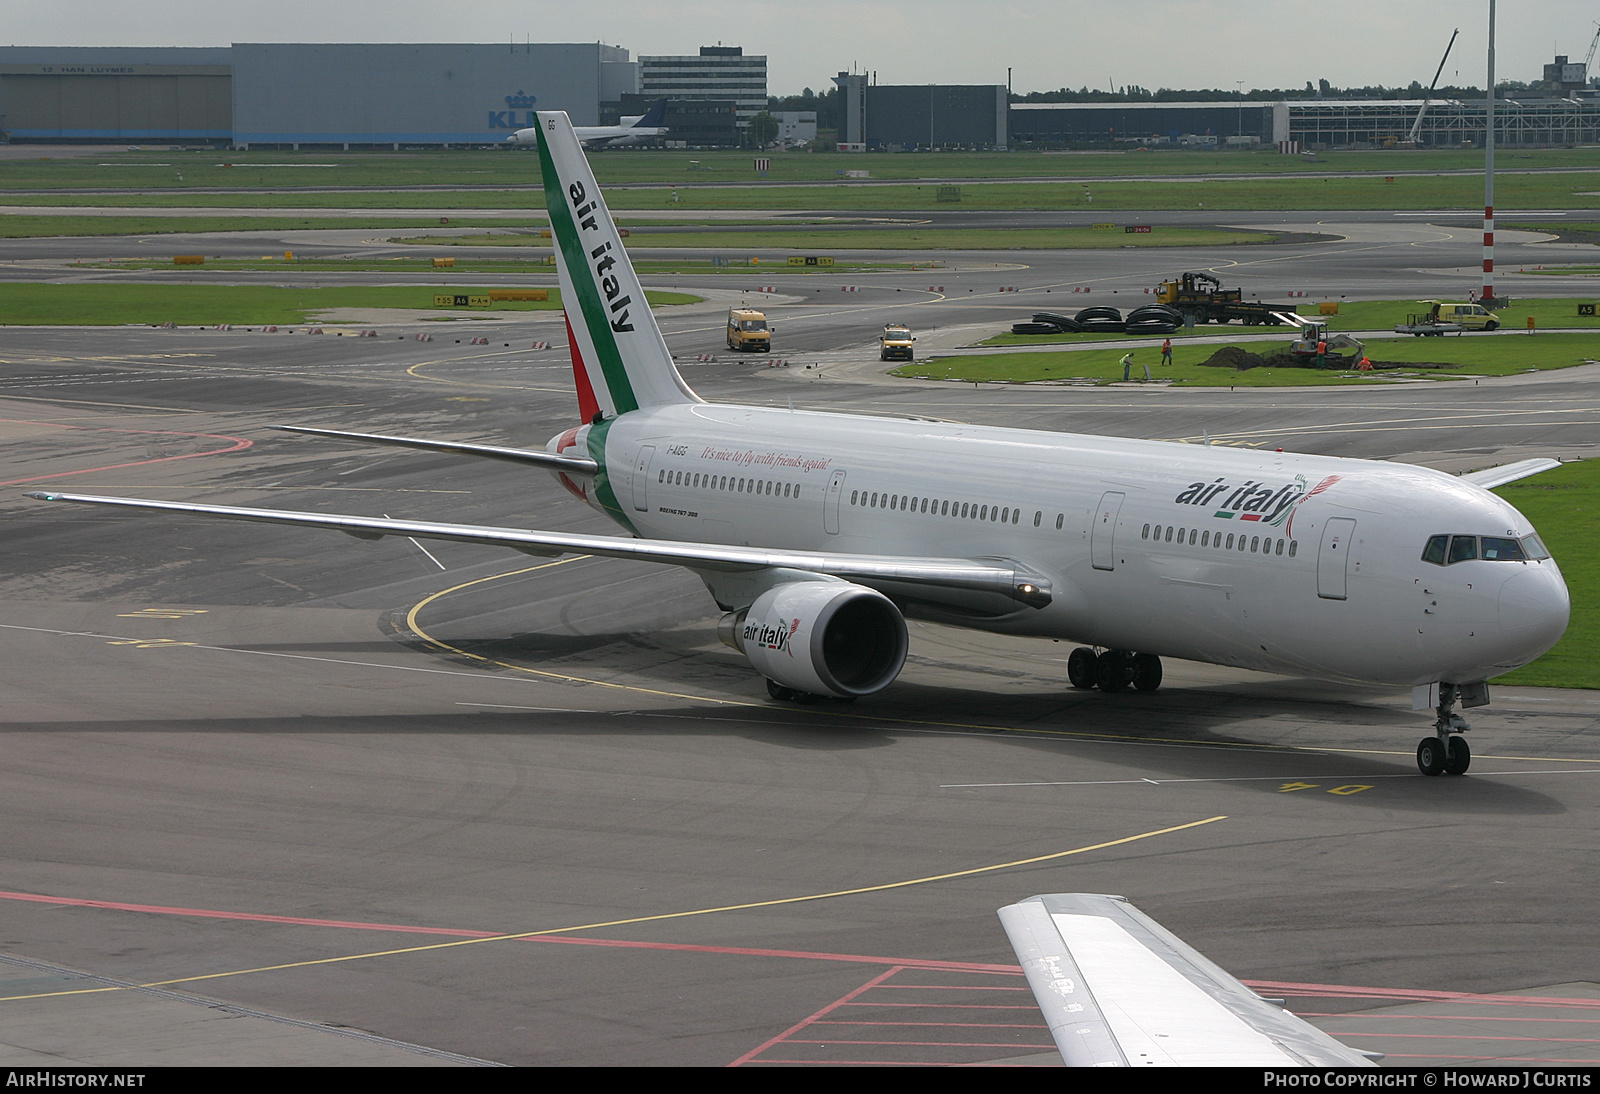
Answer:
[998,894,1376,1067]
[24,491,1052,608]
[1460,457,1562,490]
[271,426,598,475]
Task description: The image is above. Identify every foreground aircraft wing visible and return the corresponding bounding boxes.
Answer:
[998,894,1376,1067]
[25,491,1052,607]
[1459,457,1562,490]
[270,426,598,475]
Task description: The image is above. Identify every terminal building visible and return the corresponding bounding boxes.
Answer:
[637,46,767,135]
[833,74,1009,150]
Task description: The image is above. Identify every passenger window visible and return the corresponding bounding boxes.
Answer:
[1448,535,1479,564]
[1035,511,1043,528]
[1226,534,1234,549]
[1275,539,1284,556]
[1164,526,1173,543]
[1251,536,1260,552]
[1421,535,1448,565]
[1189,529,1197,545]
[1201,531,1209,546]
[1055,514,1064,530]
[1289,540,1298,557]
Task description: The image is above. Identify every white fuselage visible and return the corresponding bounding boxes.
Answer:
[509,122,668,149]
[552,403,1569,689]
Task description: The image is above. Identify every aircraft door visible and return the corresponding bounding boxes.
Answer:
[1317,517,1356,600]
[824,470,847,534]
[1091,491,1124,571]
[631,445,655,513]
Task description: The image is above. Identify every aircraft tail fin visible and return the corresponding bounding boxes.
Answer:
[634,98,668,128]
[534,111,697,418]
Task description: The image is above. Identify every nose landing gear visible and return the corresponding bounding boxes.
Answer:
[1417,684,1472,776]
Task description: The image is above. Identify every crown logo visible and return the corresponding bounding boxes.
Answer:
[504,90,537,109]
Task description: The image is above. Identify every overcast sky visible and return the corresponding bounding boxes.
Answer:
[7,1,1595,96]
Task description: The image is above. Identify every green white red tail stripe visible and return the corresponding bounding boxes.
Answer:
[533,111,697,419]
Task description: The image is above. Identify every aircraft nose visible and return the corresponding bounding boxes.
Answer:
[1498,564,1570,661]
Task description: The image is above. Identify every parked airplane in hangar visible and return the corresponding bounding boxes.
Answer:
[28,112,1570,778]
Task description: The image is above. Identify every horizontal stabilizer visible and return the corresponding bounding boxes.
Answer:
[271,426,597,475]
[24,491,1053,608]
[998,894,1375,1067]
[1460,457,1562,490]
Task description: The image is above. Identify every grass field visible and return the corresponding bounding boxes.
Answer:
[3,148,1599,221]
[902,331,1600,386]
[4,146,1596,191]
[1492,458,1600,688]
[0,284,698,325]
[0,214,549,239]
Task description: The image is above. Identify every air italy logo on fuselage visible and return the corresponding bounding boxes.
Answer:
[565,178,634,334]
[1173,473,1342,529]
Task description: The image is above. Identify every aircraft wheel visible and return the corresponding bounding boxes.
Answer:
[1132,653,1163,692]
[1095,650,1131,693]
[1417,736,1447,776]
[766,678,797,702]
[1067,647,1098,690]
[1444,735,1471,775]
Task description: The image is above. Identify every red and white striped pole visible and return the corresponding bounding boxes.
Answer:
[1482,0,1497,304]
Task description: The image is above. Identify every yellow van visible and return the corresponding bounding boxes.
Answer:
[726,308,770,352]
[1422,301,1501,331]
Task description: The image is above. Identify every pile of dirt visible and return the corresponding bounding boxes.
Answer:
[1197,346,1391,371]
[1199,346,1299,370]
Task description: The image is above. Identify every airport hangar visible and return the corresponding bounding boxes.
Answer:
[0,43,638,148]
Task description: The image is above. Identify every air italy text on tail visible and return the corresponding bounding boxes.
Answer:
[532,110,697,420]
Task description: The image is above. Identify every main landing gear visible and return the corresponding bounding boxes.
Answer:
[1067,648,1162,693]
[765,679,854,705]
[1417,683,1472,776]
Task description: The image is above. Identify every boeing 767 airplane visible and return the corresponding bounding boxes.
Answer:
[28,112,1571,778]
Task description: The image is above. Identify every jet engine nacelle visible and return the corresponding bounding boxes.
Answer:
[725,582,908,699]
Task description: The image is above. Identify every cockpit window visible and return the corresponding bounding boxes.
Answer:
[1426,533,1545,565]
[1480,537,1526,561]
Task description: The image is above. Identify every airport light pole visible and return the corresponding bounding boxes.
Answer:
[1483,0,1497,305]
